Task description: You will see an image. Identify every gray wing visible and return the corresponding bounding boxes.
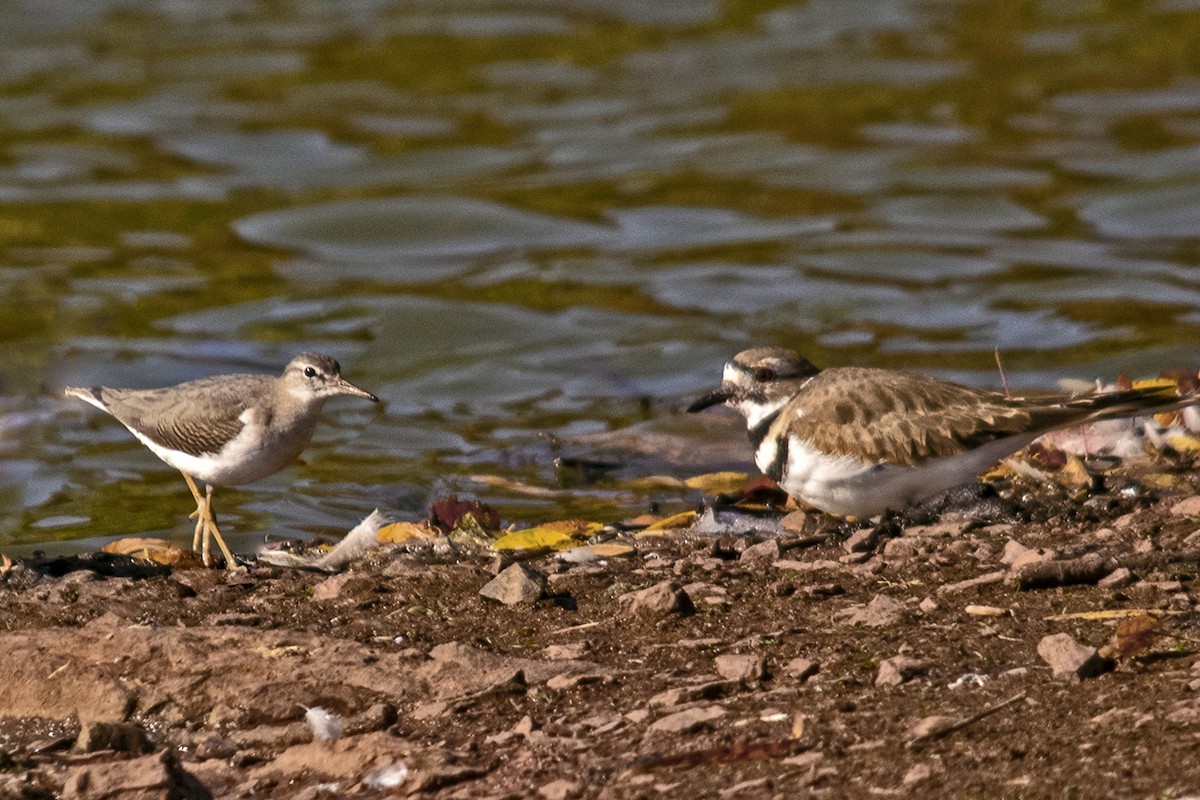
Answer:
[93,374,270,457]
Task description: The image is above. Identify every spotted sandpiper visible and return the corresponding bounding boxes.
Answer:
[65,353,379,568]
[689,347,1193,518]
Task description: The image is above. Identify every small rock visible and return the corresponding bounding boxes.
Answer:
[311,572,376,602]
[62,750,206,800]
[875,655,930,687]
[74,721,150,754]
[1037,633,1111,681]
[714,654,767,682]
[918,597,939,613]
[1098,567,1136,588]
[538,779,580,800]
[999,539,1030,565]
[1010,548,1056,570]
[779,510,809,532]
[479,562,545,605]
[848,594,906,627]
[882,538,922,559]
[843,528,878,553]
[783,657,820,681]
[1170,496,1200,517]
[739,539,780,566]
[908,715,957,739]
[903,763,932,785]
[647,705,726,734]
[618,581,694,616]
[543,642,589,660]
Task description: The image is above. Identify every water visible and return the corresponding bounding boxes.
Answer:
[2,0,1199,551]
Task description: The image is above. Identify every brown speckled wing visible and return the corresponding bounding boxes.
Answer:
[784,367,1180,466]
[96,374,271,457]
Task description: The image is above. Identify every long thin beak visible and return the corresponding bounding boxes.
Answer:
[687,387,732,413]
[336,378,379,402]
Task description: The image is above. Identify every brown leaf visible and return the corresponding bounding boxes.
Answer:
[1026,441,1067,471]
[1113,614,1162,658]
[427,497,501,534]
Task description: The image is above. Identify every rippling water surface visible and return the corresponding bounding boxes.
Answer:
[2,0,1199,550]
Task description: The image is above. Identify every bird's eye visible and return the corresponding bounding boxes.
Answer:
[753,367,776,382]
[303,366,317,378]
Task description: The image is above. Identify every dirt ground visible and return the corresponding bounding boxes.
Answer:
[2,459,1200,799]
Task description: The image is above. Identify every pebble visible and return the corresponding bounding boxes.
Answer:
[903,763,932,785]
[1037,633,1111,681]
[1170,496,1200,516]
[739,539,780,566]
[62,750,204,800]
[647,705,727,734]
[1098,567,1136,588]
[714,654,767,682]
[999,539,1030,565]
[74,720,149,754]
[843,528,879,553]
[479,563,545,605]
[783,657,820,681]
[844,594,906,627]
[617,581,694,616]
[875,655,930,687]
[539,779,581,800]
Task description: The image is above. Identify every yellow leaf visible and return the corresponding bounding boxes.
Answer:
[587,542,635,558]
[638,510,697,535]
[494,520,601,552]
[1167,434,1200,452]
[683,471,752,494]
[377,521,439,543]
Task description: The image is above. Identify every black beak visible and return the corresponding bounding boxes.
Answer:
[686,387,732,413]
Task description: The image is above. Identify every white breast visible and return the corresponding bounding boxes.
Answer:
[125,407,322,486]
[774,432,1041,518]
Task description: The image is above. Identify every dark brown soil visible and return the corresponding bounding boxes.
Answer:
[3,469,1200,799]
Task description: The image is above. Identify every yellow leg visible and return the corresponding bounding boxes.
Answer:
[180,473,238,570]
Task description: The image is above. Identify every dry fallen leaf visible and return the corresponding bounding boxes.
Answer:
[377,521,439,543]
[637,510,698,535]
[1114,614,1163,659]
[0,553,12,573]
[494,520,602,552]
[100,537,202,567]
[683,471,752,494]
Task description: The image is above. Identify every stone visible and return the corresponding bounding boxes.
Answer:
[543,642,589,660]
[936,571,1005,595]
[848,594,906,627]
[903,763,932,785]
[783,657,820,681]
[843,528,878,553]
[62,750,207,800]
[311,572,376,602]
[538,779,580,800]
[647,705,726,734]
[714,654,766,682]
[999,539,1030,565]
[479,563,545,605]
[1170,496,1200,517]
[1098,567,1136,588]
[75,720,150,754]
[1010,548,1056,570]
[1037,633,1111,681]
[618,581,694,616]
[908,715,956,739]
[739,539,780,566]
[875,655,930,687]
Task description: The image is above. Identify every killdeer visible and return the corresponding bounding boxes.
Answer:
[688,347,1191,518]
[66,353,379,568]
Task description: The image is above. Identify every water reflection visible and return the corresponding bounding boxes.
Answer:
[1,0,1198,550]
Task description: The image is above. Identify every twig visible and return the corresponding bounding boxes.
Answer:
[906,692,1027,747]
[551,620,604,635]
[994,348,1011,399]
